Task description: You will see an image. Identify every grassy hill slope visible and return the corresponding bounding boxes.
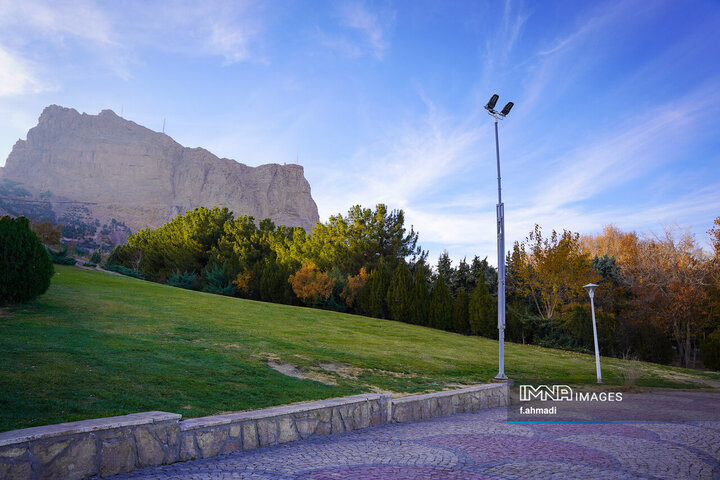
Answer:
[1,266,718,432]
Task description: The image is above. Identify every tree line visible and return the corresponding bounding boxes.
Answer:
[105,205,720,370]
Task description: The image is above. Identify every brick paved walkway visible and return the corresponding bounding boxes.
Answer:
[113,392,720,480]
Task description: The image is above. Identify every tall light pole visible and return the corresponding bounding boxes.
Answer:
[583,283,603,384]
[485,94,514,381]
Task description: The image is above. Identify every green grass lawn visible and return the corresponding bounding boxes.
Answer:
[1,266,718,432]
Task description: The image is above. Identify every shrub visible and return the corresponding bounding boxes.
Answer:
[202,264,236,296]
[89,249,102,264]
[46,245,77,265]
[0,215,55,305]
[103,264,146,280]
[167,270,197,290]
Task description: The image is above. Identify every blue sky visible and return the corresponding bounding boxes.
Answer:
[1,0,719,265]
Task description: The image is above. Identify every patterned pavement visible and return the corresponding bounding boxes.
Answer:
[113,392,720,480]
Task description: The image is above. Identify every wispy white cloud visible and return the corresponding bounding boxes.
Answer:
[0,0,129,78]
[0,46,48,96]
[0,0,269,86]
[313,104,483,219]
[518,1,659,117]
[532,84,720,211]
[343,80,720,264]
[481,0,528,81]
[318,1,393,59]
[0,0,118,46]
[145,0,268,65]
[336,1,389,59]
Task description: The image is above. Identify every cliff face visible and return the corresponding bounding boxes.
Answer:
[0,105,319,239]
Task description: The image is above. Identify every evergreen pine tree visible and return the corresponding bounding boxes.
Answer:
[0,215,54,305]
[428,275,453,330]
[386,261,412,322]
[436,251,456,296]
[453,288,470,333]
[455,258,471,296]
[470,255,497,295]
[359,259,392,318]
[469,276,498,338]
[408,264,430,325]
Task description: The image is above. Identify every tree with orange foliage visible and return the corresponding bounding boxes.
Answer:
[233,272,251,295]
[622,226,713,367]
[343,268,368,308]
[701,217,720,370]
[288,263,334,305]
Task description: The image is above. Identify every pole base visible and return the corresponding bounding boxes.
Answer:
[490,377,514,386]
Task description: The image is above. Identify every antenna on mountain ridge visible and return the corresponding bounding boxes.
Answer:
[163,118,166,134]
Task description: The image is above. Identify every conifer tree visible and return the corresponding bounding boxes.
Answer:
[428,275,453,330]
[436,251,455,294]
[386,261,412,322]
[469,276,497,338]
[358,259,392,318]
[453,288,470,333]
[455,258,471,297]
[0,215,54,305]
[408,264,430,325]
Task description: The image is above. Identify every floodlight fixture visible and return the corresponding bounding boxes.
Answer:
[485,94,499,111]
[500,102,514,116]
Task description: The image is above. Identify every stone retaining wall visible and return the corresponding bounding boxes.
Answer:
[0,385,506,479]
[175,393,390,462]
[0,412,181,479]
[391,383,509,423]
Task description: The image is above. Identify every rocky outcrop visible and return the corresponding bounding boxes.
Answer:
[0,105,319,242]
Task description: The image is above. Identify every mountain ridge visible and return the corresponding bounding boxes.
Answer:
[0,105,319,249]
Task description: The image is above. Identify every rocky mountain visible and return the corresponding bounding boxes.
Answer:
[0,105,319,249]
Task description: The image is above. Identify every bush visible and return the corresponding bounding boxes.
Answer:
[89,249,102,264]
[46,245,77,265]
[202,264,236,296]
[0,215,55,305]
[701,328,720,371]
[167,270,197,290]
[103,264,146,280]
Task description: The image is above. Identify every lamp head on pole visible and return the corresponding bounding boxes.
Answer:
[500,102,514,116]
[583,283,599,299]
[485,94,499,111]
